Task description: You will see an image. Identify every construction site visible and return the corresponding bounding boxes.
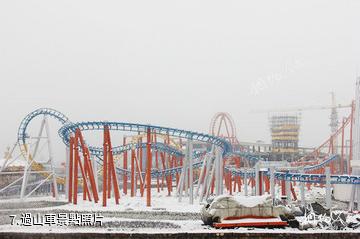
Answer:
[1,1,360,238]
[0,79,359,239]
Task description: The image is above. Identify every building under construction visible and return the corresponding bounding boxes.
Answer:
[270,114,300,161]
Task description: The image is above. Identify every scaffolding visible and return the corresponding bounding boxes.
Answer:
[269,114,300,161]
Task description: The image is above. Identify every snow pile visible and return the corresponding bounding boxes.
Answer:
[233,194,270,207]
[201,195,290,225]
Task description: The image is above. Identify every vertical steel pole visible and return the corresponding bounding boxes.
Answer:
[107,132,112,199]
[65,145,70,201]
[220,152,224,195]
[131,148,135,197]
[195,154,208,198]
[146,127,152,207]
[300,168,305,207]
[325,167,331,209]
[341,118,345,174]
[44,116,58,200]
[153,132,160,193]
[286,180,291,204]
[270,167,275,201]
[215,147,222,196]
[20,142,31,200]
[255,163,260,196]
[123,137,128,195]
[199,153,213,202]
[92,155,98,192]
[349,101,355,174]
[188,139,193,204]
[244,169,248,196]
[102,128,108,207]
[139,138,143,197]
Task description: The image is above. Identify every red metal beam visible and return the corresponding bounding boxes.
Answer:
[73,133,79,205]
[146,127,152,207]
[102,128,108,207]
[123,137,128,195]
[68,136,74,203]
[131,148,135,197]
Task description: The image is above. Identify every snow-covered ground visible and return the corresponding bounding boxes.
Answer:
[0,187,359,233]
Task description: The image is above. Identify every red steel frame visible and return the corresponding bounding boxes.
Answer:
[146,127,152,207]
[123,137,128,195]
[68,129,98,205]
[102,125,120,206]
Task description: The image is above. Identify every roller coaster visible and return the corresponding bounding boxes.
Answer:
[1,105,360,208]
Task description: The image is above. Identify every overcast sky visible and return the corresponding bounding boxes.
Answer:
[1,0,359,157]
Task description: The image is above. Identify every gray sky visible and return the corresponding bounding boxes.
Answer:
[1,0,360,157]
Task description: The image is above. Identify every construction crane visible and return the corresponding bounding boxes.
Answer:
[252,92,352,135]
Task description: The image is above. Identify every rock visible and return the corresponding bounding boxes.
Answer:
[317,220,330,229]
[331,212,347,223]
[330,212,347,230]
[291,206,304,217]
[273,198,285,206]
[280,214,300,228]
[332,219,347,230]
[288,219,300,228]
[311,202,330,216]
[348,222,360,229]
[299,222,315,230]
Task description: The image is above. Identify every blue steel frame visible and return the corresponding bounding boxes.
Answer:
[16,108,360,184]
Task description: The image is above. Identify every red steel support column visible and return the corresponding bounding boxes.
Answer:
[139,138,144,197]
[349,101,355,174]
[73,133,79,205]
[109,150,120,204]
[68,136,74,203]
[78,153,91,202]
[290,183,297,201]
[104,126,120,204]
[154,132,160,192]
[77,129,98,203]
[123,137,128,195]
[107,136,112,199]
[340,118,345,174]
[102,129,108,207]
[168,153,172,194]
[174,156,179,186]
[166,135,172,194]
[265,175,270,193]
[156,151,160,192]
[134,152,144,193]
[131,148,135,197]
[106,128,120,204]
[86,147,98,202]
[146,127,152,207]
[281,179,286,197]
[160,152,168,191]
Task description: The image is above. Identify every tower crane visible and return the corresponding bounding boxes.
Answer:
[252,92,352,135]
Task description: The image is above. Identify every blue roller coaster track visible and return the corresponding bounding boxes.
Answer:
[17,108,226,177]
[16,108,360,185]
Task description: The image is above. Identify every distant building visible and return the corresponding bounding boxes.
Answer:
[269,114,300,161]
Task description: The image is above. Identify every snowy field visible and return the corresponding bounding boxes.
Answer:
[0,187,360,234]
